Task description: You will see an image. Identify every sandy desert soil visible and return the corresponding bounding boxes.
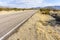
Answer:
[0,10,29,15]
[0,11,19,15]
[7,11,60,40]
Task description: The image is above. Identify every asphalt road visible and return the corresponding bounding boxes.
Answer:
[0,10,37,40]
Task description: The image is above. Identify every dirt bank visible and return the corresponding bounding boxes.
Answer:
[7,11,60,40]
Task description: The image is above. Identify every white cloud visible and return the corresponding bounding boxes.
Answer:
[0,0,44,8]
[41,3,60,7]
[0,0,60,8]
[15,0,43,3]
[0,2,7,6]
[10,0,44,8]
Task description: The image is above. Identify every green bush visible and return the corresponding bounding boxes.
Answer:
[40,8,50,14]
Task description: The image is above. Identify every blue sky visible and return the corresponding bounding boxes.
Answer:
[0,0,60,8]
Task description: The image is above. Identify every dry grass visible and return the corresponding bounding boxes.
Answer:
[36,11,60,40]
[0,10,30,15]
[7,10,60,40]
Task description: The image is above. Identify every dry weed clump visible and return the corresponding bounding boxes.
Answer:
[35,11,60,40]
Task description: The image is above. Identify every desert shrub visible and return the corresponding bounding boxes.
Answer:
[0,8,22,11]
[0,8,3,11]
[40,8,50,15]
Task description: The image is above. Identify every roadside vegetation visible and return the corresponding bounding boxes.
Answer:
[40,8,60,25]
[40,8,50,14]
[36,10,60,40]
[7,9,60,40]
[40,8,60,14]
[0,8,38,11]
[0,8,29,11]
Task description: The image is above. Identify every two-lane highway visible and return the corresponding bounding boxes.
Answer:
[0,10,37,40]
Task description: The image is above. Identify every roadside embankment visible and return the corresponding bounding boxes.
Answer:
[7,10,60,40]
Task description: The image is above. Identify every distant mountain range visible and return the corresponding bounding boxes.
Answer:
[43,6,60,10]
[30,6,60,10]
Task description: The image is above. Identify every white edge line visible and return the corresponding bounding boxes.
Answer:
[0,11,36,40]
